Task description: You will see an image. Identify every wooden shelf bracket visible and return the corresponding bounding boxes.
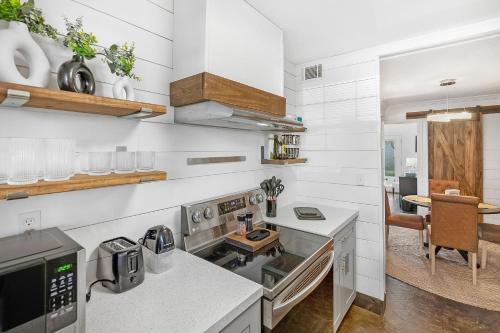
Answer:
[119,107,153,119]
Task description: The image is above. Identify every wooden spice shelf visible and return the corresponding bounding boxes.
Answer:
[0,171,167,200]
[261,158,307,165]
[0,82,166,119]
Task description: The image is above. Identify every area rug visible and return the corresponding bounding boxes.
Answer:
[386,227,500,312]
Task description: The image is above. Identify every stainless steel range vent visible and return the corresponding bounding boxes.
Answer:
[303,64,322,80]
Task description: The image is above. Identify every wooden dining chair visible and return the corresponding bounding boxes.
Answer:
[429,194,480,285]
[385,190,424,249]
[478,223,500,269]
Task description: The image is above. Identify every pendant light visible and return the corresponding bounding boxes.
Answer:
[427,79,472,122]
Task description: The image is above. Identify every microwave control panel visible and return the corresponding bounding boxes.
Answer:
[46,252,78,332]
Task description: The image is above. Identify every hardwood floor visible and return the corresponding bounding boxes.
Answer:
[338,276,500,333]
[272,273,500,332]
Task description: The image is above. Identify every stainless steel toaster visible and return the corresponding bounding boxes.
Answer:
[97,237,144,293]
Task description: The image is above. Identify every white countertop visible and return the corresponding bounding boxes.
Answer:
[264,202,359,237]
[86,249,263,333]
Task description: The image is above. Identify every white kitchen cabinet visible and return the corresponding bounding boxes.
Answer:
[173,0,284,96]
[333,220,356,332]
[220,300,261,333]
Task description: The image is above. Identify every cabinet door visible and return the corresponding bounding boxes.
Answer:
[342,249,356,309]
[221,300,261,333]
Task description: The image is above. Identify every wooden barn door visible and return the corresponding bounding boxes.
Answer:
[428,116,483,199]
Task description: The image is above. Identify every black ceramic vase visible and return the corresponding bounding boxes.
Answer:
[57,55,96,95]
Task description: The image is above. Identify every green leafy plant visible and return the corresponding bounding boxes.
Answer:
[0,0,59,39]
[102,42,140,81]
[63,17,97,60]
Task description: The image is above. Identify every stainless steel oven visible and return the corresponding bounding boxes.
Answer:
[0,228,86,333]
[181,189,334,331]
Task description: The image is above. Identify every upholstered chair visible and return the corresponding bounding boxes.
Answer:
[429,194,479,285]
[385,190,424,249]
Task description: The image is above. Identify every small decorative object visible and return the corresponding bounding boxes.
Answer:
[0,0,58,87]
[260,176,285,218]
[58,17,97,94]
[0,21,50,87]
[102,43,140,101]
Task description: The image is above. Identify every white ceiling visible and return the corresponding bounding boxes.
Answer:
[381,36,500,105]
[245,0,500,64]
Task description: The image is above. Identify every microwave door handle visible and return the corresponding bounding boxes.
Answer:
[273,251,334,313]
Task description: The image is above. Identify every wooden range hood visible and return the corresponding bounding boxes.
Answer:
[170,72,286,117]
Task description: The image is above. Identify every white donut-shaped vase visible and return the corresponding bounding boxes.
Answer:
[0,21,50,87]
[112,77,135,101]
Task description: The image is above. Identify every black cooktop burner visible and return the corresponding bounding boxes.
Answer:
[194,231,304,290]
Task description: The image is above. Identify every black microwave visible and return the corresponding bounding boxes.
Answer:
[0,228,85,333]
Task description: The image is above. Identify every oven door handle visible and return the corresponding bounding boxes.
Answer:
[273,250,334,313]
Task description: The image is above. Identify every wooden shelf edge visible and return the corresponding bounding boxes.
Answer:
[261,158,307,165]
[0,82,167,119]
[0,171,167,200]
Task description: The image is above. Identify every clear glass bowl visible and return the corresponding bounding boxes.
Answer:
[115,151,136,174]
[8,138,39,185]
[88,152,112,176]
[43,138,75,181]
[136,151,155,171]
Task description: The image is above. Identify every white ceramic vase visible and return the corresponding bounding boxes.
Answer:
[112,77,135,101]
[0,21,50,87]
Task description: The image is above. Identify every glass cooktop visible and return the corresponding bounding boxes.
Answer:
[192,223,331,293]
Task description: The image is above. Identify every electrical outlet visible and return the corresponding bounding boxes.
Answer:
[18,210,41,232]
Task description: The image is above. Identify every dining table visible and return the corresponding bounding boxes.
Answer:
[402,195,500,265]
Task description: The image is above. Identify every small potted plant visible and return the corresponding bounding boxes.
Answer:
[0,0,56,87]
[57,17,97,94]
[102,42,141,101]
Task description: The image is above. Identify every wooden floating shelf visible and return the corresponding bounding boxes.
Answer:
[0,171,167,200]
[262,158,307,165]
[0,82,166,119]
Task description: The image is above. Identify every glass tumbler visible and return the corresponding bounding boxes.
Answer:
[8,138,39,185]
[115,151,136,174]
[88,152,112,176]
[44,139,75,181]
[0,138,9,184]
[136,151,155,171]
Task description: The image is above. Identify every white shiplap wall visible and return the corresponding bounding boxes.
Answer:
[284,60,297,118]
[294,59,384,300]
[482,114,500,226]
[0,0,298,283]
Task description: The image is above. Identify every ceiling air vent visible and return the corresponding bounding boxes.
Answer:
[303,64,322,80]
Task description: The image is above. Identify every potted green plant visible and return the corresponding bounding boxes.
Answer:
[102,42,141,100]
[57,17,97,94]
[0,0,56,87]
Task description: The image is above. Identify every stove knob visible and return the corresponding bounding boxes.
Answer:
[204,207,214,220]
[249,195,258,205]
[256,193,264,203]
[192,210,203,224]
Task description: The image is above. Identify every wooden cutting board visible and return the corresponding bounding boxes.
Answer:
[226,228,279,252]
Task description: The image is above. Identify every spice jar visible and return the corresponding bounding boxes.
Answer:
[246,212,254,232]
[236,214,247,235]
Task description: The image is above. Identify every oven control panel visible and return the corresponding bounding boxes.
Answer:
[218,197,246,215]
[46,253,78,332]
[181,189,265,238]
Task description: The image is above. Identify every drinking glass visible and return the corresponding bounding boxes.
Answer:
[0,138,9,184]
[136,151,155,171]
[88,152,112,176]
[44,139,75,181]
[115,151,136,174]
[8,138,39,185]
